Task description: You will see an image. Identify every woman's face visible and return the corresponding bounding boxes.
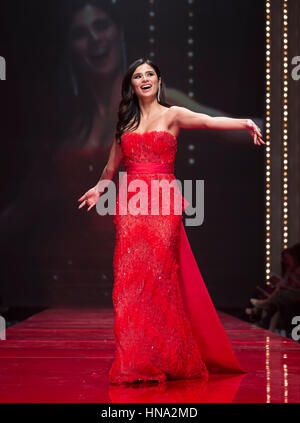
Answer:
[131,63,161,100]
[70,4,122,74]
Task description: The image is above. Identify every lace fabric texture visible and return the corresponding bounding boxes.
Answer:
[109,131,209,383]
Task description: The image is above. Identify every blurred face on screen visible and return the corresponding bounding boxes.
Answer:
[69,4,122,74]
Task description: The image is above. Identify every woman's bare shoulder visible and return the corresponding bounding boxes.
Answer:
[164,106,181,137]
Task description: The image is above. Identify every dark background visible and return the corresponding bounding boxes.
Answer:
[0,0,265,310]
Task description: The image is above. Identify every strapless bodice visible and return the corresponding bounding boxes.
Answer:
[120,130,177,169]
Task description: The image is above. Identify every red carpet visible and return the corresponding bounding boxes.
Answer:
[0,308,299,403]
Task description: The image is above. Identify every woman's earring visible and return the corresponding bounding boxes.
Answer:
[157,84,161,102]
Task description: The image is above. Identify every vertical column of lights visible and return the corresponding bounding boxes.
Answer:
[265,2,271,283]
[283,354,289,403]
[187,0,195,100]
[148,0,156,59]
[187,0,196,166]
[282,2,289,250]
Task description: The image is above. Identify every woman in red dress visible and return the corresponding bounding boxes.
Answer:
[78,58,264,384]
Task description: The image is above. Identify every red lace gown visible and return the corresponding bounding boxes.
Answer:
[109,131,245,384]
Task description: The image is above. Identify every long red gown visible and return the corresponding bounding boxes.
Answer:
[109,130,245,384]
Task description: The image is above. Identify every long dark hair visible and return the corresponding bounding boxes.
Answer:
[115,58,171,144]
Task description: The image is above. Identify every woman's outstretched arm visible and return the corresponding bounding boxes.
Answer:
[78,138,123,211]
[171,105,265,145]
[94,138,123,193]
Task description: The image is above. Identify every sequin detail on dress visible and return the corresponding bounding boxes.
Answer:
[109,131,209,384]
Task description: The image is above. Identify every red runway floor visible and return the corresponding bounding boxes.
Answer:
[0,308,299,403]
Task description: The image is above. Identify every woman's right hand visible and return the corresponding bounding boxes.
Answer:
[245,119,265,145]
[77,186,100,212]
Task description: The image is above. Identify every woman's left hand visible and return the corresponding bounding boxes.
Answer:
[246,119,265,146]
